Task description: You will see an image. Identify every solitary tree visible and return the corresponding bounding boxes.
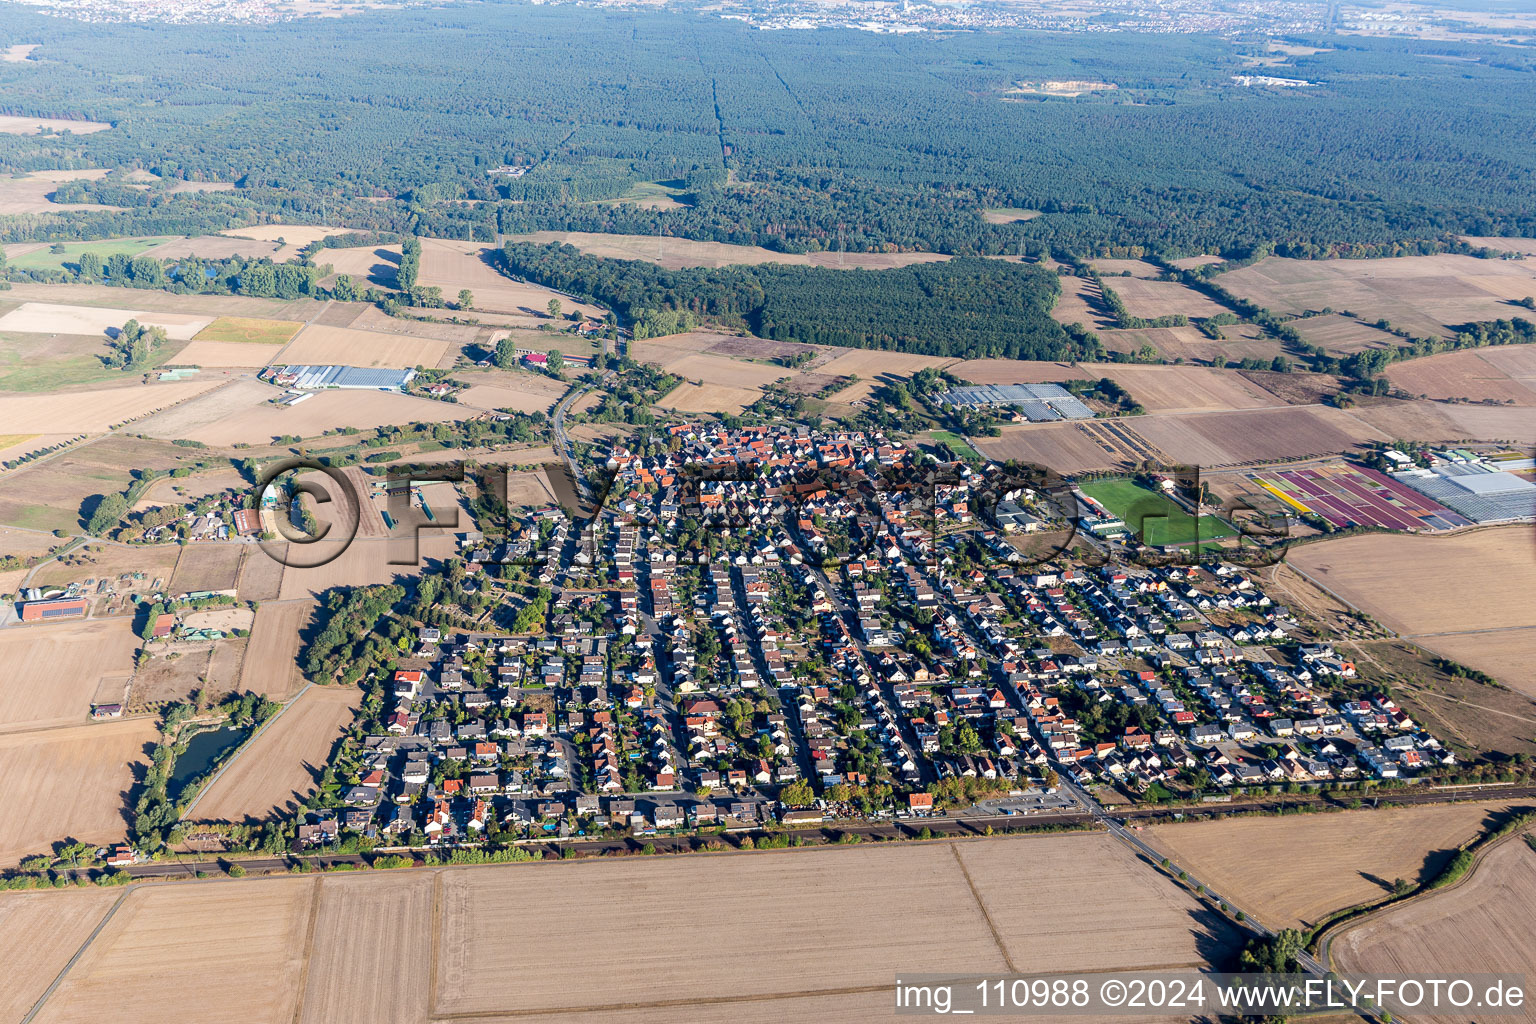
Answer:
[458,289,474,310]
[547,298,561,319]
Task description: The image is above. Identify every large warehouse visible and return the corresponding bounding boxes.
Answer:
[269,365,417,391]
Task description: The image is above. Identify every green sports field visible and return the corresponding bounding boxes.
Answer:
[1079,477,1235,547]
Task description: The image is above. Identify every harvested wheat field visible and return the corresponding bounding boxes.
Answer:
[0,378,227,433]
[276,533,453,600]
[141,235,280,261]
[30,878,314,1024]
[298,871,434,1024]
[191,684,361,823]
[0,718,157,866]
[1091,258,1164,278]
[0,301,213,340]
[319,244,401,288]
[455,371,569,414]
[1291,313,1399,355]
[952,360,1280,413]
[0,169,115,215]
[1132,406,1382,465]
[1384,349,1536,404]
[417,238,603,319]
[973,421,1124,473]
[1433,399,1536,444]
[434,834,1231,1017]
[643,351,790,389]
[656,380,764,415]
[1291,526,1536,636]
[222,223,341,260]
[1416,628,1536,697]
[1101,278,1230,320]
[1333,836,1536,1024]
[1461,234,1536,256]
[816,348,956,379]
[0,113,110,135]
[1146,802,1524,930]
[142,384,467,446]
[238,600,313,698]
[235,547,285,601]
[0,618,139,731]
[277,324,448,369]
[0,888,123,1024]
[508,230,953,271]
[168,543,246,594]
[1219,254,1536,339]
[1050,271,1116,330]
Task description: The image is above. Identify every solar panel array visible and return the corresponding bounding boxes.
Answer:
[937,383,1095,421]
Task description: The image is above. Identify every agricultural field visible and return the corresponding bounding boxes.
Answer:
[1253,462,1471,531]
[29,878,313,1024]
[508,230,954,271]
[4,237,174,274]
[1333,834,1536,1024]
[140,235,279,261]
[0,301,212,339]
[0,328,140,392]
[234,548,286,602]
[27,541,180,591]
[1461,234,1536,256]
[0,281,320,322]
[136,381,467,447]
[1290,313,1400,355]
[1101,277,1231,320]
[0,618,139,731]
[133,467,246,512]
[221,223,341,260]
[189,683,362,823]
[297,871,434,1024]
[434,835,1232,1017]
[1130,406,1382,466]
[973,421,1125,474]
[318,244,401,289]
[5,835,1231,1023]
[1217,254,1536,339]
[168,542,246,594]
[0,718,158,867]
[643,351,791,389]
[951,360,1281,414]
[981,207,1041,224]
[0,113,111,135]
[1079,477,1236,546]
[129,636,249,708]
[1048,272,1116,330]
[276,324,449,369]
[1383,348,1536,404]
[0,169,114,215]
[1090,258,1164,278]
[456,379,568,414]
[417,237,603,320]
[192,316,305,346]
[1145,802,1523,930]
[237,600,314,699]
[1289,526,1536,691]
[276,534,453,601]
[655,380,764,415]
[0,888,123,1024]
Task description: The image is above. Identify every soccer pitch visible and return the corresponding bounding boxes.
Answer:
[1079,477,1236,547]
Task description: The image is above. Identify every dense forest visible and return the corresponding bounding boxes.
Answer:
[501,241,1081,359]
[3,5,1536,256]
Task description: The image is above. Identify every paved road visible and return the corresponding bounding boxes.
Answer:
[550,372,612,507]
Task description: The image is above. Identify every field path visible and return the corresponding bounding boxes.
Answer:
[19,888,131,1024]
